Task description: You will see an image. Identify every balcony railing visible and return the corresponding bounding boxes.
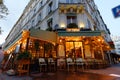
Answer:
[59,0,85,4]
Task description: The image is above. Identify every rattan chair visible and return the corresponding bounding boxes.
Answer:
[75,58,84,71]
[48,58,56,72]
[66,58,74,71]
[39,58,47,72]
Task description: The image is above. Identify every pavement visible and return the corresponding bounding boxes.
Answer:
[0,63,120,80]
[84,63,120,80]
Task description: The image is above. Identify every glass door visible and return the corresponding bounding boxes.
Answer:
[74,42,83,58]
[65,41,83,58]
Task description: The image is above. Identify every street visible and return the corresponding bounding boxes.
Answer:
[0,63,120,80]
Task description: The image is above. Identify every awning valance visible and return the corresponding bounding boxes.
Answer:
[30,29,57,43]
[57,31,104,36]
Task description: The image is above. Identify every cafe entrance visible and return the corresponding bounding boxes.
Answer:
[65,41,84,58]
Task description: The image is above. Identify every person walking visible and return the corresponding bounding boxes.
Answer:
[0,46,4,68]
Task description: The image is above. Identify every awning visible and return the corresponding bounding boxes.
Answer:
[57,31,104,36]
[111,53,120,58]
[108,41,115,49]
[4,34,22,51]
[30,29,57,43]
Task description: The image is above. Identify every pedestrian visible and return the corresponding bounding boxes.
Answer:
[0,46,4,68]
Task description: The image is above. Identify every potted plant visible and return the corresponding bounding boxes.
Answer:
[46,27,52,31]
[67,23,78,28]
[44,43,53,57]
[17,51,32,60]
[34,39,40,54]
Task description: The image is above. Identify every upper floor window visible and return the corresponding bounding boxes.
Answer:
[87,19,91,29]
[46,18,53,31]
[32,19,35,27]
[38,13,42,22]
[34,8,36,13]
[39,0,43,8]
[48,2,53,14]
[47,18,52,28]
[66,0,74,3]
[78,0,84,3]
[41,0,43,6]
[67,15,77,24]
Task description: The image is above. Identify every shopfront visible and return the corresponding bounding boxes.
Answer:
[3,29,112,71]
[57,30,111,60]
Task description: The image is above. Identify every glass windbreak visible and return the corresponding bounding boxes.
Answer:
[65,41,83,58]
[28,39,56,59]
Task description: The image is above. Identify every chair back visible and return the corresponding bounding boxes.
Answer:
[39,58,46,63]
[76,58,83,62]
[66,58,73,63]
[48,58,54,62]
[59,58,65,62]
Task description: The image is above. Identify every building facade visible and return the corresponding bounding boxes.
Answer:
[111,36,120,54]
[110,35,120,63]
[3,0,114,66]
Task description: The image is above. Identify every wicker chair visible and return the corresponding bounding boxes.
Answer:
[75,58,84,71]
[66,58,74,71]
[48,58,56,72]
[39,58,47,72]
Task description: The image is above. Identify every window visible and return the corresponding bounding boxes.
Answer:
[78,0,84,3]
[87,19,91,29]
[66,0,69,3]
[47,18,52,28]
[41,0,43,6]
[38,13,42,22]
[48,2,53,14]
[32,19,35,27]
[65,42,83,58]
[39,0,43,8]
[34,8,36,13]
[46,18,53,31]
[66,0,74,3]
[67,16,77,24]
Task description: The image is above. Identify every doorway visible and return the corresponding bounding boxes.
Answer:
[65,41,83,58]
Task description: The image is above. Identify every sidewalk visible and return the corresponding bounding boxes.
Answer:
[0,63,120,80]
[31,63,120,80]
[0,69,32,80]
[84,63,120,79]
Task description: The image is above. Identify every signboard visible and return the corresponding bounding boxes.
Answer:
[112,5,120,18]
